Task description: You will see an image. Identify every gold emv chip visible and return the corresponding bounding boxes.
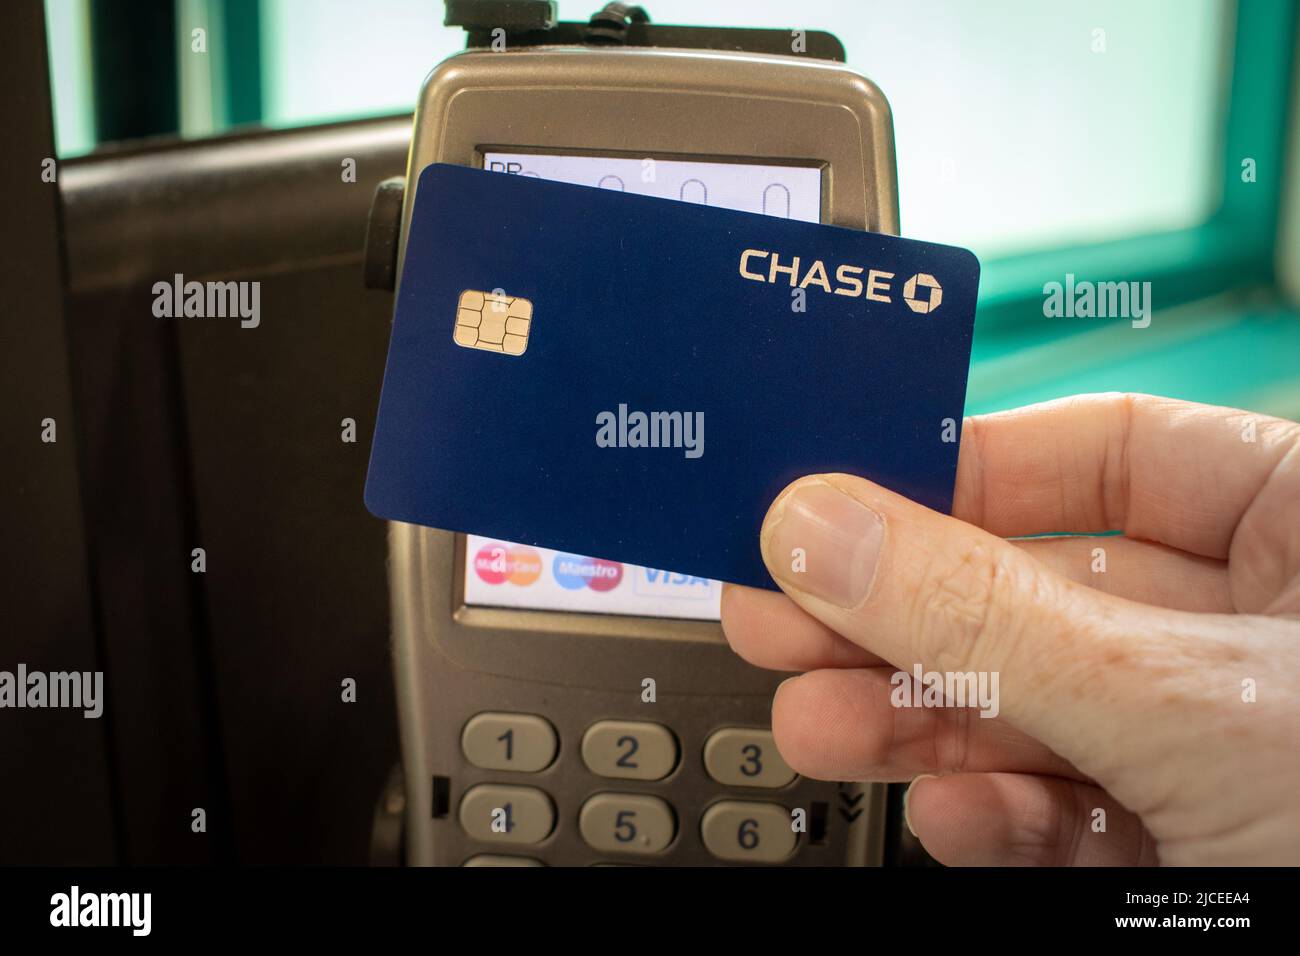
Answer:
[454,290,533,355]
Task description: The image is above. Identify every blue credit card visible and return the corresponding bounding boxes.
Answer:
[365,163,979,589]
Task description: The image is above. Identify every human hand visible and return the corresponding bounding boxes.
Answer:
[721,393,1300,865]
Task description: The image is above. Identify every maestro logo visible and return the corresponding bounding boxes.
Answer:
[552,554,624,592]
[473,543,542,586]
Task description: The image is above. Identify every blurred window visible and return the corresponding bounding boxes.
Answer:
[47,0,1231,261]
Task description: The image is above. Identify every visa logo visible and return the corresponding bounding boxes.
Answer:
[635,568,718,600]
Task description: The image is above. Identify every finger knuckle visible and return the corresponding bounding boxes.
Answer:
[932,704,974,774]
[770,689,832,780]
[912,538,1022,676]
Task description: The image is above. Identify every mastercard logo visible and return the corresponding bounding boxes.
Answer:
[552,554,624,592]
[473,544,543,586]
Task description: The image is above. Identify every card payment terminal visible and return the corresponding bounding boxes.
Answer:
[367,2,901,866]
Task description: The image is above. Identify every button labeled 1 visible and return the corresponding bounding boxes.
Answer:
[581,720,678,780]
[459,784,555,845]
[703,728,796,788]
[700,801,798,863]
[461,712,557,772]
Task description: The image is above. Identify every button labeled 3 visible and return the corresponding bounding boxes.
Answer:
[461,712,558,772]
[703,728,796,788]
[459,784,555,845]
[582,720,678,780]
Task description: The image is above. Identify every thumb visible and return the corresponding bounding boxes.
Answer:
[758,473,1162,743]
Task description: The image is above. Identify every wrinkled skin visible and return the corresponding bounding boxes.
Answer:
[722,394,1300,865]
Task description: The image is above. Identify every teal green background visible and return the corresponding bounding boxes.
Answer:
[43,0,1300,419]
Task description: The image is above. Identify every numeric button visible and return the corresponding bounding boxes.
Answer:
[700,800,797,863]
[462,855,544,867]
[703,728,796,788]
[459,785,555,845]
[581,720,678,780]
[461,712,557,772]
[578,793,676,855]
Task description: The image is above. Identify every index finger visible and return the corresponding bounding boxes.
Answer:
[955,393,1299,559]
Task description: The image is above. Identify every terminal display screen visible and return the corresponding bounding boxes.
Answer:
[462,151,823,620]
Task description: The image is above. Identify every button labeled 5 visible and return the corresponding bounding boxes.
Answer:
[461,712,557,772]
[578,793,676,855]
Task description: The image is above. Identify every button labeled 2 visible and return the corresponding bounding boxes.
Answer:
[461,712,557,772]
[703,728,796,788]
[581,720,678,780]
[700,800,798,863]
[578,793,676,855]
[459,784,555,845]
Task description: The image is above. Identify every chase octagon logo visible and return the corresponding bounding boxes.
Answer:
[902,273,943,314]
